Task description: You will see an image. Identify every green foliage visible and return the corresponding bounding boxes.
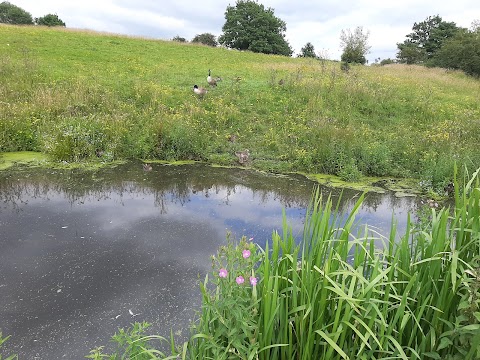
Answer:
[340,26,370,65]
[86,322,174,359]
[396,41,426,64]
[0,333,17,360]
[298,42,317,58]
[219,0,293,56]
[379,58,396,65]
[40,116,116,162]
[35,13,65,27]
[187,169,480,359]
[90,168,480,359]
[429,29,480,77]
[172,35,186,42]
[191,33,218,47]
[0,1,33,24]
[397,15,461,64]
[1,25,480,191]
[188,235,262,359]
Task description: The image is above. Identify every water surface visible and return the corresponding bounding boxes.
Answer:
[0,163,419,359]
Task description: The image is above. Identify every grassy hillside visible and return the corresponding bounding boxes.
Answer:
[1,25,479,193]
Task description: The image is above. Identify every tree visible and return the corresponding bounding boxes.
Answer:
[396,41,426,64]
[339,26,370,65]
[430,29,480,77]
[396,15,460,64]
[191,33,218,47]
[298,42,317,58]
[0,1,33,24]
[35,13,65,27]
[172,35,186,42]
[219,0,292,56]
[470,19,480,33]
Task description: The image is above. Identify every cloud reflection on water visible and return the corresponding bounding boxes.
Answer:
[0,163,420,359]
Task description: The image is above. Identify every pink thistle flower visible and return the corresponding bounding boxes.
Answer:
[236,276,245,285]
[249,276,257,286]
[242,249,251,259]
[219,268,228,278]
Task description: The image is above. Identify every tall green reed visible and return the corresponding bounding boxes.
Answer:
[185,166,479,359]
[87,166,479,359]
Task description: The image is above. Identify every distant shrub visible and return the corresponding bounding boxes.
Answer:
[172,35,186,42]
[191,33,218,47]
[35,13,65,27]
[380,58,396,65]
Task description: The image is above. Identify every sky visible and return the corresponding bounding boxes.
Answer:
[10,0,479,63]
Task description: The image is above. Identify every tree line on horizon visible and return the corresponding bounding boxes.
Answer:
[0,1,65,27]
[1,0,479,77]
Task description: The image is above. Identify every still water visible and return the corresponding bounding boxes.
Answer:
[0,163,419,359]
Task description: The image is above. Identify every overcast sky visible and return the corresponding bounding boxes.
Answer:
[11,0,479,62]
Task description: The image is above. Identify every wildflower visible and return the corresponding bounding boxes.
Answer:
[219,268,228,278]
[236,276,245,284]
[249,276,257,286]
[248,237,254,241]
[242,249,251,259]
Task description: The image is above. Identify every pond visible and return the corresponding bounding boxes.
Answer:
[0,162,420,359]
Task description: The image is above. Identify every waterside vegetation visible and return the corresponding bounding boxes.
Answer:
[1,25,479,196]
[84,167,480,359]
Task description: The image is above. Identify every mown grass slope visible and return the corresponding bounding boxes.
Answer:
[1,24,479,193]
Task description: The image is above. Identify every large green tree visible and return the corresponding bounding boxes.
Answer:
[219,0,292,56]
[430,28,480,77]
[340,26,370,65]
[35,13,65,27]
[0,1,33,24]
[397,15,460,64]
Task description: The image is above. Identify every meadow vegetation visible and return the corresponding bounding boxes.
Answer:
[1,26,479,357]
[1,25,479,195]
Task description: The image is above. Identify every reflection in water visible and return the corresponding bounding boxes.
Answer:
[0,163,420,359]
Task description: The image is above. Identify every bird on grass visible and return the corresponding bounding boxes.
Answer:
[143,163,152,171]
[193,84,207,98]
[207,69,221,87]
[235,149,250,165]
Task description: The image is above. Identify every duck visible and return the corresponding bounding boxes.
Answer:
[207,69,221,87]
[143,163,152,172]
[193,84,207,97]
[235,149,250,165]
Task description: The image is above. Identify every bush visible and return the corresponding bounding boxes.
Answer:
[41,116,115,162]
[172,35,186,42]
[191,33,218,47]
[380,58,396,65]
[35,13,65,27]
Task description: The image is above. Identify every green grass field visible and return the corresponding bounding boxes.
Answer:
[1,24,479,194]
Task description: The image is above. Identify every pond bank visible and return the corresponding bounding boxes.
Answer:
[0,151,424,197]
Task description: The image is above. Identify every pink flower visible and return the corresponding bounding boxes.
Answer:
[236,276,245,284]
[248,237,254,242]
[242,249,251,259]
[219,268,228,278]
[249,276,257,286]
